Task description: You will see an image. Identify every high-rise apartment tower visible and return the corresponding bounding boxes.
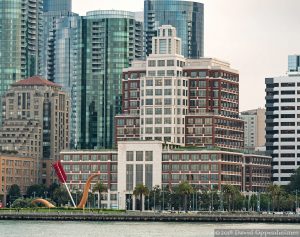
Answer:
[144,0,204,58]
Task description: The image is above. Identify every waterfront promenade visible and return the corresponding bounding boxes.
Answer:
[0,211,299,223]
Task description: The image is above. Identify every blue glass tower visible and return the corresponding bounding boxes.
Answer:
[43,0,72,13]
[41,0,82,148]
[41,0,73,81]
[78,10,143,149]
[144,0,204,58]
[288,55,300,72]
[0,0,43,124]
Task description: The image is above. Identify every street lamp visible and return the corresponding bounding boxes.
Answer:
[220,190,224,212]
[75,191,78,206]
[211,191,214,212]
[248,191,252,212]
[162,187,165,211]
[295,189,298,213]
[257,192,261,212]
[117,192,120,210]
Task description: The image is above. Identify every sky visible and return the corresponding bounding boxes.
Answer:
[73,0,300,111]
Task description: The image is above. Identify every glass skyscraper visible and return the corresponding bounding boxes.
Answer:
[288,55,300,72]
[0,0,43,123]
[41,0,82,148]
[54,15,81,148]
[78,10,143,149]
[41,0,73,81]
[0,0,22,85]
[144,0,204,58]
[43,0,72,12]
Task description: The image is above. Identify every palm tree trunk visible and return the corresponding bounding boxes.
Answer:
[97,192,100,209]
[140,194,142,212]
[184,194,187,212]
[99,193,102,209]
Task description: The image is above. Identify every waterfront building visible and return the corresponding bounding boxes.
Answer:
[240,108,266,150]
[61,150,119,209]
[116,25,243,150]
[60,25,271,211]
[77,10,143,149]
[265,58,300,185]
[0,0,43,123]
[0,154,36,206]
[60,141,271,210]
[144,0,204,58]
[0,76,70,185]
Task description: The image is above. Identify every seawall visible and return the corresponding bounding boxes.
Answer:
[0,213,299,223]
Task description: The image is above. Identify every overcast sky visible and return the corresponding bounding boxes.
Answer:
[73,0,300,111]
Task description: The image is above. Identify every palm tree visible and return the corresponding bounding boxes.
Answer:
[267,184,283,211]
[223,184,239,211]
[178,181,194,212]
[133,184,149,211]
[92,182,108,209]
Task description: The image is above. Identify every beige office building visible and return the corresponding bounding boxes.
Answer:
[0,154,36,206]
[0,76,70,185]
[240,108,266,150]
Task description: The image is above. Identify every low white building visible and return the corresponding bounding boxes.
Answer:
[117,141,163,210]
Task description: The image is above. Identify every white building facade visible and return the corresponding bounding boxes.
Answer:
[140,25,188,145]
[265,72,300,185]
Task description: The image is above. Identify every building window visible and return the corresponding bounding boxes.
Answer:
[201,154,209,161]
[136,151,143,161]
[145,151,153,161]
[146,108,153,115]
[164,108,172,114]
[155,118,162,124]
[158,60,165,67]
[148,71,156,77]
[164,98,172,105]
[126,164,133,191]
[155,99,162,105]
[191,72,198,78]
[146,79,153,86]
[146,89,153,96]
[145,164,153,189]
[167,60,174,66]
[155,89,162,96]
[146,99,153,105]
[155,127,162,134]
[148,60,156,67]
[164,89,172,95]
[155,108,162,115]
[199,71,207,78]
[146,118,153,124]
[136,164,143,185]
[159,39,167,54]
[155,79,162,86]
[164,117,172,124]
[164,79,172,86]
[126,151,134,161]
